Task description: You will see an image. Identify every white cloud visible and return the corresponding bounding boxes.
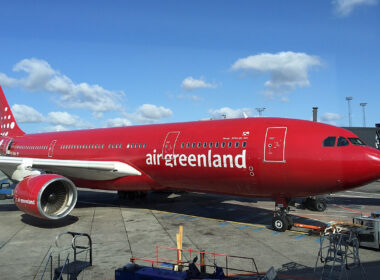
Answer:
[333,0,377,16]
[321,112,344,125]
[0,58,124,114]
[231,51,322,99]
[181,77,217,91]
[209,107,253,119]
[46,125,69,132]
[125,104,173,124]
[106,118,132,127]
[0,73,18,87]
[48,111,79,126]
[11,104,44,123]
[47,111,92,129]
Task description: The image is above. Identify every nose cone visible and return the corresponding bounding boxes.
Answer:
[366,148,380,180]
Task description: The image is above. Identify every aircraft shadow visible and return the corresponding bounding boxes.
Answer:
[75,190,327,230]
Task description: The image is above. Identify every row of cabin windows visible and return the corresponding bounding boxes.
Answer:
[322,136,365,147]
[180,141,247,149]
[107,144,147,149]
[14,145,48,150]
[61,144,105,150]
[60,143,147,150]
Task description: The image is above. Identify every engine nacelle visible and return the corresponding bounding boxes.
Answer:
[14,174,77,220]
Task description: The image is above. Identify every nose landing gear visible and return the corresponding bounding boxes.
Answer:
[272,198,293,232]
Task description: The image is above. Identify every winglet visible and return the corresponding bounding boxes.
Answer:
[0,85,25,137]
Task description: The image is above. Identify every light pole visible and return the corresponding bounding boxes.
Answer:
[360,103,367,127]
[345,97,353,127]
[256,107,266,117]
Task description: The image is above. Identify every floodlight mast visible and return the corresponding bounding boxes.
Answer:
[346,97,353,127]
[360,103,367,127]
[256,107,266,117]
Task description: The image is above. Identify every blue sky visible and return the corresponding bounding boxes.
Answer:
[0,0,379,133]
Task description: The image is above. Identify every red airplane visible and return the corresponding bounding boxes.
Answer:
[0,85,379,231]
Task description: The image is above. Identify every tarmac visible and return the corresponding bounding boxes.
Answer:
[0,180,379,280]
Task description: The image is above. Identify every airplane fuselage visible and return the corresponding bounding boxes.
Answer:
[5,117,380,199]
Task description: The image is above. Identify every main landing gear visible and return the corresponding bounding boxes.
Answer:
[272,198,293,232]
[301,196,327,212]
[118,191,147,200]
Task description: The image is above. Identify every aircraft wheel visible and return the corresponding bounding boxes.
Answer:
[314,199,327,212]
[272,215,288,232]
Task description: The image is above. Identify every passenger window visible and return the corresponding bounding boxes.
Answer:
[143,144,146,148]
[197,142,201,148]
[323,137,336,147]
[228,142,232,148]
[186,142,190,148]
[242,141,247,148]
[209,142,213,148]
[135,144,138,148]
[235,142,239,148]
[138,144,141,148]
[127,144,130,148]
[203,142,207,148]
[215,142,219,148]
[181,143,184,148]
[337,137,349,147]
[192,142,196,148]
[221,142,226,148]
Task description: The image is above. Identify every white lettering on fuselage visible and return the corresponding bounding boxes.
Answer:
[146,149,246,169]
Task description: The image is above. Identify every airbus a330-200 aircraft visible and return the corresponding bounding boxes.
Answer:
[0,85,379,231]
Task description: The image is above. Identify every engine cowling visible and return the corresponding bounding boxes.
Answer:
[13,174,77,220]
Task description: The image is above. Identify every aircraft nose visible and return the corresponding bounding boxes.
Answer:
[367,148,380,180]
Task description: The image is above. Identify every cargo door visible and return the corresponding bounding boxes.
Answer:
[264,127,287,162]
[162,131,180,157]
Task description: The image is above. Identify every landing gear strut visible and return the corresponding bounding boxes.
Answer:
[272,198,293,232]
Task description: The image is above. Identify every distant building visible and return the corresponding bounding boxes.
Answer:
[343,127,380,149]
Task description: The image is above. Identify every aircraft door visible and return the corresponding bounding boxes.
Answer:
[48,140,57,158]
[162,131,180,157]
[264,127,287,162]
[0,138,13,155]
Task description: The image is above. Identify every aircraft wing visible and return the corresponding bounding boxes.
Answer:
[0,156,141,181]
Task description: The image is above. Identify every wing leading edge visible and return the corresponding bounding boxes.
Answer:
[0,156,142,181]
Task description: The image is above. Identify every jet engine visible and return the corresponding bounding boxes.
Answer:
[13,174,77,220]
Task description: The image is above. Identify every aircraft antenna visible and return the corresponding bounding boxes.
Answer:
[255,107,266,117]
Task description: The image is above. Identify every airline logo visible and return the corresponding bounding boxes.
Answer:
[15,197,35,205]
[146,149,246,169]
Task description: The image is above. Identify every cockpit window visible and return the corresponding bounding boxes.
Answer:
[348,137,366,146]
[337,137,349,147]
[323,136,336,147]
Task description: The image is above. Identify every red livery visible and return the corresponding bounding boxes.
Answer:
[0,85,379,231]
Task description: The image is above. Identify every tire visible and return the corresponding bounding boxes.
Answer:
[272,215,288,232]
[314,199,327,212]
